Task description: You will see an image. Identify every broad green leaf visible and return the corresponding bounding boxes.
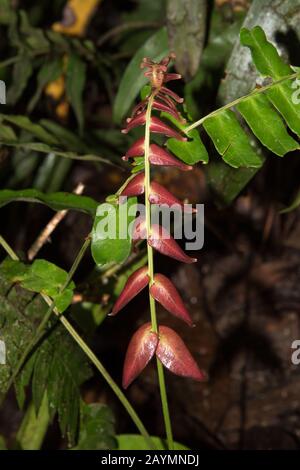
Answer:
[0,114,58,145]
[30,324,91,445]
[32,325,91,445]
[0,266,92,446]
[240,26,300,136]
[237,94,299,156]
[0,188,98,215]
[113,28,169,124]
[163,113,208,164]
[91,197,137,266]
[240,26,292,80]
[167,0,206,80]
[28,58,63,112]
[15,393,49,450]
[168,128,208,164]
[0,273,48,401]
[203,109,263,168]
[207,5,300,205]
[206,160,261,206]
[66,53,87,134]
[7,55,33,105]
[117,434,189,450]
[72,403,117,450]
[0,258,75,313]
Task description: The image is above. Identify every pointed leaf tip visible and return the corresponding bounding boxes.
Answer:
[148,224,197,264]
[122,323,158,389]
[149,144,192,170]
[156,326,206,381]
[150,116,186,141]
[149,181,194,212]
[120,172,145,197]
[111,266,149,315]
[150,274,193,326]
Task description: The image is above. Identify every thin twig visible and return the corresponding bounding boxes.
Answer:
[0,235,155,449]
[27,183,84,261]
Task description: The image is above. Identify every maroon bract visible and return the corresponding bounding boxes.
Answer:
[113,53,204,391]
[149,144,192,170]
[150,274,194,326]
[150,181,196,213]
[122,323,158,389]
[149,116,186,140]
[148,224,197,264]
[156,326,206,381]
[124,139,192,171]
[120,172,145,197]
[111,266,149,315]
[152,99,185,123]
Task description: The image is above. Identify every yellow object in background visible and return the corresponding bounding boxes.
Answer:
[52,0,100,37]
[45,0,101,118]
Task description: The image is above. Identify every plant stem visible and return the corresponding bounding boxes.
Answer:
[1,237,91,397]
[185,71,300,133]
[0,235,18,260]
[55,312,154,449]
[0,234,155,450]
[144,95,174,450]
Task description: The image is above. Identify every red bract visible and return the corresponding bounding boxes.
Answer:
[120,172,145,197]
[149,181,195,213]
[111,266,149,315]
[113,53,206,402]
[150,274,194,326]
[149,116,186,141]
[132,217,147,241]
[152,99,185,123]
[123,323,158,389]
[123,139,192,171]
[122,112,146,133]
[121,115,185,141]
[149,144,192,171]
[160,86,183,103]
[123,137,145,160]
[156,326,206,381]
[148,224,197,264]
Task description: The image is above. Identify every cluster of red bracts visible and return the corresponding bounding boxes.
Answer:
[112,55,205,389]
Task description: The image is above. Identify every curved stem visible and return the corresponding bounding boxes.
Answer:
[0,234,155,450]
[56,312,154,450]
[144,95,174,450]
[185,70,300,133]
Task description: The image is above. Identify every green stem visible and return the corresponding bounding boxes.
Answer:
[144,95,174,450]
[0,234,155,450]
[185,71,300,133]
[56,312,154,449]
[1,237,91,397]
